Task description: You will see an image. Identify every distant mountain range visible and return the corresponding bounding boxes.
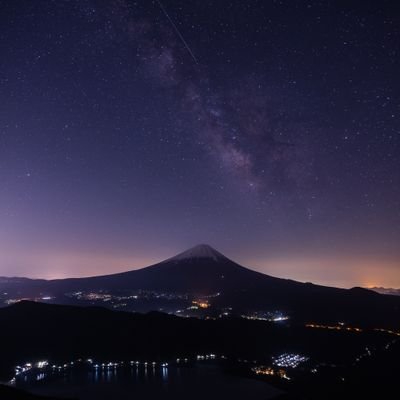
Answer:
[369,287,400,296]
[1,244,400,329]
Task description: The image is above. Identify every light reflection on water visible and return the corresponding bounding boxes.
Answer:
[162,366,168,381]
[16,365,282,400]
[16,364,178,387]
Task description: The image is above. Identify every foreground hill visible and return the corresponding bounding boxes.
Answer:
[0,300,294,378]
[1,245,399,328]
[0,301,399,400]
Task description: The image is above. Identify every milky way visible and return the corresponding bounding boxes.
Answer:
[0,0,399,287]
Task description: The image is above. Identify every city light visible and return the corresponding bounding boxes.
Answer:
[252,366,291,380]
[241,311,289,322]
[272,353,309,368]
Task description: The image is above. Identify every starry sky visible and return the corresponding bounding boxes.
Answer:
[1,0,399,288]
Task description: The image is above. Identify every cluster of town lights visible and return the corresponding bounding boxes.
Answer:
[272,353,309,368]
[252,366,290,380]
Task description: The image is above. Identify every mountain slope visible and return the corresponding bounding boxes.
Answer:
[1,244,400,328]
[38,244,273,293]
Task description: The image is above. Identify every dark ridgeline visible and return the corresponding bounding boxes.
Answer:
[1,244,400,329]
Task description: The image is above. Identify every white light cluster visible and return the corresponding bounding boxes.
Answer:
[196,353,216,360]
[272,353,308,368]
[241,311,289,322]
[36,361,49,369]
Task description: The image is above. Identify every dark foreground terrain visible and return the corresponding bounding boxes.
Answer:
[0,301,398,399]
[0,384,70,400]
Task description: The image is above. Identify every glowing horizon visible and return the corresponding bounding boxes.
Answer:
[1,245,398,290]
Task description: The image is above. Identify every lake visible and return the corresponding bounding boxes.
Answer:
[16,364,282,400]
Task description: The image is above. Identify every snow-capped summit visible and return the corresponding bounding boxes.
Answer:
[166,244,227,262]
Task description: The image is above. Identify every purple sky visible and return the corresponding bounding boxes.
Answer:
[1,0,399,288]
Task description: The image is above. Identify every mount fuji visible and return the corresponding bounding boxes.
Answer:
[1,244,400,328]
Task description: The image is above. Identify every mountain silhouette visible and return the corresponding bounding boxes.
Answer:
[1,244,400,328]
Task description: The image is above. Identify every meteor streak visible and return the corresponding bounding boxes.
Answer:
[156,0,198,64]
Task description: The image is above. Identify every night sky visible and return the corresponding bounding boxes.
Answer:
[1,0,399,288]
